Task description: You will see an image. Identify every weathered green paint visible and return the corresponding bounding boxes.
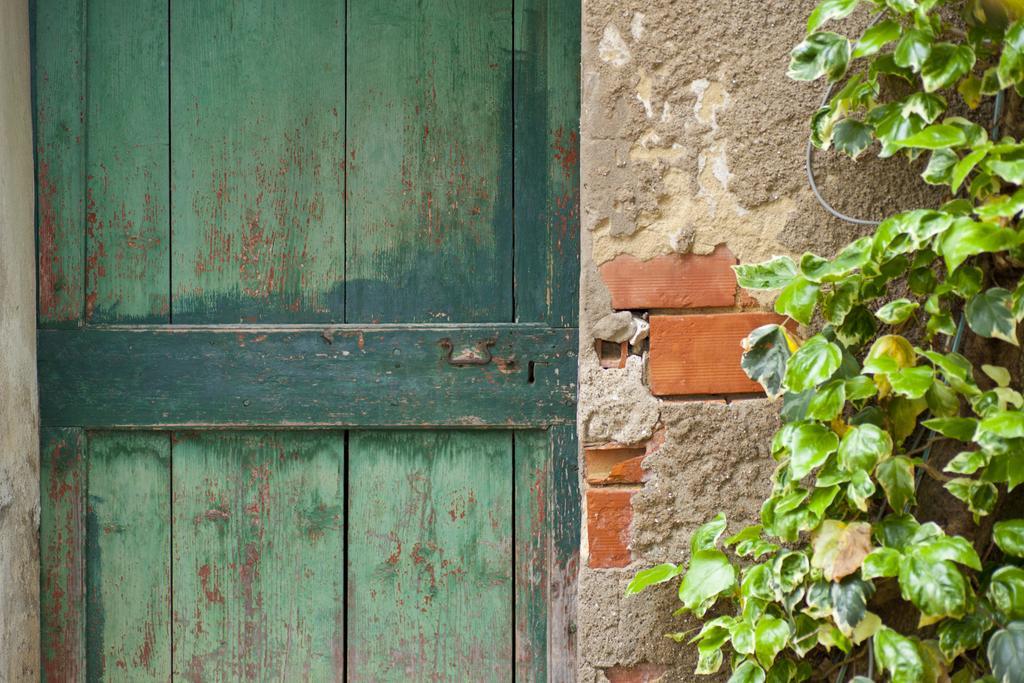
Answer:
[85,433,171,681]
[547,424,581,680]
[514,0,581,327]
[170,0,345,323]
[40,428,86,683]
[347,430,513,680]
[38,325,577,428]
[346,0,514,323]
[32,0,86,326]
[171,431,345,680]
[85,0,169,323]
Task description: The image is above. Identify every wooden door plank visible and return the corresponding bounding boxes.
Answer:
[547,424,581,680]
[40,428,86,683]
[171,432,344,681]
[170,1,345,323]
[84,0,169,323]
[85,432,171,681]
[346,0,514,323]
[37,325,578,428]
[347,431,513,681]
[513,0,581,327]
[32,0,86,327]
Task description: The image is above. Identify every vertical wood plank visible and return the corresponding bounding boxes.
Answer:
[547,424,581,680]
[32,0,86,326]
[170,1,345,323]
[347,431,513,680]
[40,428,86,683]
[514,430,550,681]
[84,0,169,323]
[514,0,581,326]
[86,432,171,681]
[346,0,514,323]
[171,432,344,681]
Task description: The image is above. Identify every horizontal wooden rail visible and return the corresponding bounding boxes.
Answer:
[38,325,578,428]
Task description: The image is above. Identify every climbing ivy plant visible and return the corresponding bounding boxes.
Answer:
[628,1,1024,682]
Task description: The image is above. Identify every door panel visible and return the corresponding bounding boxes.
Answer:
[346,0,514,324]
[347,431,512,680]
[34,0,580,678]
[85,433,172,681]
[170,0,346,323]
[171,432,345,680]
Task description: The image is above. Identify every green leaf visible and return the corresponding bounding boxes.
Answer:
[679,550,737,617]
[807,379,846,421]
[788,423,840,479]
[994,520,1024,558]
[788,32,851,81]
[987,159,1024,184]
[944,450,989,475]
[775,276,820,325]
[773,550,810,592]
[807,0,860,32]
[845,375,877,401]
[831,577,874,635]
[875,298,919,325]
[890,366,936,399]
[899,554,969,619]
[862,547,902,579]
[979,410,1024,438]
[877,456,916,511]
[967,288,1019,346]
[952,147,990,193]
[901,92,947,124]
[945,478,999,519]
[783,335,842,393]
[984,364,1013,387]
[938,611,992,661]
[626,563,683,595]
[846,468,876,512]
[921,44,976,93]
[914,535,982,570]
[734,257,799,290]
[923,148,958,185]
[988,622,1024,683]
[926,380,960,417]
[838,423,892,472]
[895,123,967,149]
[728,661,766,683]
[922,417,978,441]
[999,19,1024,88]
[811,519,873,581]
[895,28,932,71]
[741,325,795,399]
[833,119,874,158]
[692,513,728,554]
[754,616,791,669]
[988,567,1024,621]
[853,19,901,58]
[876,627,925,683]
[937,218,1023,272]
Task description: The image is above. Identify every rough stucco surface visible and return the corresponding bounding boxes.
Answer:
[0,1,40,679]
[577,1,947,680]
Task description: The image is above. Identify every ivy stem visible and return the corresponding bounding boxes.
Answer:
[915,459,952,484]
[902,436,949,459]
[817,647,867,681]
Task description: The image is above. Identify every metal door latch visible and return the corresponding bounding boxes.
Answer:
[440,338,496,366]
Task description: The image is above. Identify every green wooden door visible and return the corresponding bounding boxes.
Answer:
[33,1,580,680]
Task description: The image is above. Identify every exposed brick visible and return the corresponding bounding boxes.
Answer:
[595,339,629,369]
[603,664,671,683]
[598,245,736,310]
[586,489,635,568]
[585,445,646,485]
[648,312,784,396]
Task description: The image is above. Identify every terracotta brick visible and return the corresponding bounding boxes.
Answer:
[604,664,671,683]
[586,488,635,568]
[585,445,646,485]
[595,339,629,369]
[598,245,736,310]
[648,312,784,396]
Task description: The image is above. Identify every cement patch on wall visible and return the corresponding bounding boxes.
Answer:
[577,0,947,680]
[0,0,40,679]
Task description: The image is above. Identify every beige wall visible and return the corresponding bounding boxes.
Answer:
[0,0,40,679]
[576,1,942,680]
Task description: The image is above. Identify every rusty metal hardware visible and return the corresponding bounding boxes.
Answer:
[439,338,496,367]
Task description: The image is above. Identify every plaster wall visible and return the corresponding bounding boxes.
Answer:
[0,0,40,679]
[576,1,943,680]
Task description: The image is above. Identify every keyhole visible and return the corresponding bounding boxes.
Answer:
[528,360,536,384]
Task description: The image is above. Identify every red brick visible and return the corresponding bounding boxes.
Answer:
[604,664,670,683]
[586,489,635,568]
[595,340,629,369]
[598,245,736,310]
[585,446,646,485]
[648,312,784,396]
